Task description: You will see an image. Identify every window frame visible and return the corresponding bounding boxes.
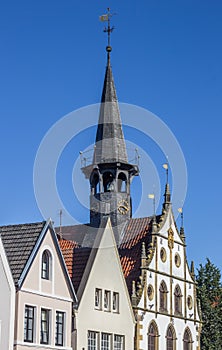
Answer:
[101,332,111,350]
[88,330,99,350]
[166,325,176,350]
[95,288,102,310]
[113,292,119,313]
[40,308,50,345]
[159,280,168,313]
[114,334,124,350]
[55,311,65,346]
[41,250,50,280]
[104,290,111,311]
[148,322,158,350]
[174,285,183,315]
[24,305,35,343]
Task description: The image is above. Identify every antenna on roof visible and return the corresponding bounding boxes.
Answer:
[59,209,63,240]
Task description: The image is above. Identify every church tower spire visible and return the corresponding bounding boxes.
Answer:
[81,9,139,243]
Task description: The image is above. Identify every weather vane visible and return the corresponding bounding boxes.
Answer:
[100,8,116,51]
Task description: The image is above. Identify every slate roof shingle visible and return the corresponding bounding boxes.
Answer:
[0,221,46,288]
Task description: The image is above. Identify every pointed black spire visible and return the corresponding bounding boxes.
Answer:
[93,51,128,164]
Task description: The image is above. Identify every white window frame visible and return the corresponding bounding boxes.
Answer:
[88,330,99,350]
[101,332,111,350]
[113,292,119,313]
[95,288,102,310]
[114,334,125,350]
[104,290,111,311]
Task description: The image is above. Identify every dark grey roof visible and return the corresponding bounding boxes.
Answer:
[93,53,128,164]
[0,221,46,288]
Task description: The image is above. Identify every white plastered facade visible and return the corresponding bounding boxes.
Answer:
[135,208,201,350]
[74,219,135,350]
[14,226,74,350]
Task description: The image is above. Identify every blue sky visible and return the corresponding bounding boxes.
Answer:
[1,1,222,272]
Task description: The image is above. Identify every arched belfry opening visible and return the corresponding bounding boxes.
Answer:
[103,171,115,192]
[117,172,127,193]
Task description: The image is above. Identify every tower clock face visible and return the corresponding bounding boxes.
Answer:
[118,200,130,215]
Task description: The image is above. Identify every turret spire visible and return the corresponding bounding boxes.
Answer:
[163,162,171,208]
[94,9,128,164]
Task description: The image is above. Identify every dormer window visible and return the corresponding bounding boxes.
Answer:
[41,250,51,280]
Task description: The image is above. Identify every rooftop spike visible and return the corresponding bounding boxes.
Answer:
[163,162,171,208]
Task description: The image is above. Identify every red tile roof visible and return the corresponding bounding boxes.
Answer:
[59,239,79,279]
[119,217,153,295]
[59,217,156,297]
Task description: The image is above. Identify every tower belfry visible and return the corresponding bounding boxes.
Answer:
[81,9,139,243]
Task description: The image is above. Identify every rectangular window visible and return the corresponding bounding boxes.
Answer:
[101,333,111,350]
[104,290,111,311]
[88,331,99,350]
[95,288,102,309]
[55,311,65,346]
[113,292,119,312]
[114,334,124,350]
[40,309,50,344]
[24,305,35,342]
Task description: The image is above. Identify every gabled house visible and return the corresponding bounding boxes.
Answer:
[0,234,15,350]
[60,218,135,350]
[0,219,77,350]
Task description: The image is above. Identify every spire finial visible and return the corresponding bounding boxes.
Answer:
[178,207,185,242]
[100,8,115,54]
[163,161,171,206]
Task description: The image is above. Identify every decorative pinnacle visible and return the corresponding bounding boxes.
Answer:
[100,8,115,52]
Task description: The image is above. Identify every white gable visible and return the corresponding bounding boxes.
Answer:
[75,219,135,350]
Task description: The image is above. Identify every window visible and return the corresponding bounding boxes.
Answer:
[95,288,102,309]
[114,334,124,350]
[104,290,111,311]
[40,309,50,344]
[113,292,119,312]
[103,172,114,192]
[160,247,167,262]
[41,250,50,280]
[166,326,176,350]
[147,284,154,301]
[175,253,181,267]
[88,331,99,350]
[183,328,193,350]
[24,305,35,342]
[55,311,65,346]
[187,295,193,310]
[174,285,182,315]
[117,173,127,192]
[101,333,111,350]
[159,281,168,312]
[148,322,158,350]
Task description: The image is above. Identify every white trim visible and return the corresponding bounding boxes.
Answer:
[14,340,72,350]
[0,237,15,350]
[18,220,50,288]
[20,288,73,302]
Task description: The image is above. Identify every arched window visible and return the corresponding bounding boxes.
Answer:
[166,325,176,350]
[183,328,193,350]
[91,173,100,194]
[148,322,159,350]
[103,172,114,192]
[41,250,51,280]
[174,285,182,315]
[159,280,168,312]
[117,172,127,192]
